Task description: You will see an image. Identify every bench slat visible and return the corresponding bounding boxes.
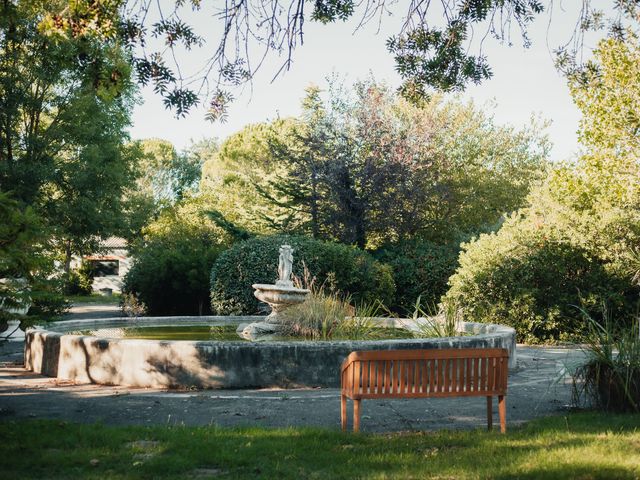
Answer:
[385,360,391,394]
[489,357,496,392]
[362,360,369,395]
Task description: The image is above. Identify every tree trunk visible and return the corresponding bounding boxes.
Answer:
[335,164,367,248]
[310,166,320,239]
[355,222,366,249]
[63,239,72,274]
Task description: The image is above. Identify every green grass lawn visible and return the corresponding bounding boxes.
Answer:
[65,293,121,305]
[1,412,639,479]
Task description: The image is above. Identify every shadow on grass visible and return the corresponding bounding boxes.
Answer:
[0,413,639,479]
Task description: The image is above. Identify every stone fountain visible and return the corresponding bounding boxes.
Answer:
[238,245,310,339]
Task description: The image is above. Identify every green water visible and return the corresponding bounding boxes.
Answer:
[79,324,416,341]
[123,325,244,341]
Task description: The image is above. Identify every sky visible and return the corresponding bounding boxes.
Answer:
[129,3,596,162]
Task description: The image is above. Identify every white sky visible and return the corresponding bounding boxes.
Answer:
[129,3,597,162]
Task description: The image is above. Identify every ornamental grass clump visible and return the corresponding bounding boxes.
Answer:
[411,297,460,338]
[279,269,382,340]
[572,307,640,413]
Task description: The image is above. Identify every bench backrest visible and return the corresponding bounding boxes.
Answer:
[341,348,509,399]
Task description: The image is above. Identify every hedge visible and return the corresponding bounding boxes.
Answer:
[210,235,395,315]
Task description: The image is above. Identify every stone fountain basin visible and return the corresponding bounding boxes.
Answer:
[25,316,516,389]
[252,283,310,304]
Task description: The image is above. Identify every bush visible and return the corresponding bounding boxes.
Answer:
[374,240,460,314]
[210,235,395,315]
[124,232,225,315]
[27,285,70,324]
[63,263,94,296]
[572,310,640,413]
[119,292,148,318]
[124,194,231,316]
[444,219,639,343]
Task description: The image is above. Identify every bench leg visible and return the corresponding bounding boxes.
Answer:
[498,395,506,434]
[486,396,493,431]
[353,399,361,432]
[341,395,347,431]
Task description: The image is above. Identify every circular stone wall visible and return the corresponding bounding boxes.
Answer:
[25,316,516,389]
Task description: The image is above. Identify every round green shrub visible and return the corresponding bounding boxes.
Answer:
[63,263,94,296]
[124,233,225,316]
[444,222,639,343]
[374,240,460,314]
[210,235,395,314]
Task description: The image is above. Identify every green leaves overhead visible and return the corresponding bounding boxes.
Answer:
[37,0,551,120]
[389,23,492,99]
[36,1,640,122]
[311,0,355,23]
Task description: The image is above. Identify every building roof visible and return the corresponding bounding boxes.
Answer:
[100,237,128,249]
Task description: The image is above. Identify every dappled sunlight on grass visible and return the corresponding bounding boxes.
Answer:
[1,413,639,478]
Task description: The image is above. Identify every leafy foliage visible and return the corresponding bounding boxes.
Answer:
[63,263,94,296]
[121,138,217,241]
[0,192,69,327]
[200,120,301,236]
[135,138,214,205]
[572,309,640,413]
[36,1,640,121]
[0,194,43,323]
[209,235,395,315]
[119,292,147,318]
[375,240,460,314]
[445,219,636,343]
[204,81,548,248]
[124,195,230,315]
[0,1,139,277]
[27,286,71,323]
[35,0,567,119]
[445,35,640,343]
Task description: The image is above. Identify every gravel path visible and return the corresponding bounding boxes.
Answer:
[63,302,121,320]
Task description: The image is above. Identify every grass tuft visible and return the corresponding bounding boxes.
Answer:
[572,305,640,413]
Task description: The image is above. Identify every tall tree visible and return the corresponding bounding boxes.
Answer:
[203,80,548,248]
[0,1,137,272]
[200,119,302,235]
[444,33,640,341]
[266,86,331,238]
[122,138,216,242]
[268,80,549,248]
[44,86,138,271]
[136,137,215,205]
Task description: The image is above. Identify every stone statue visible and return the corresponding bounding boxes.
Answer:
[277,245,294,287]
[248,244,309,331]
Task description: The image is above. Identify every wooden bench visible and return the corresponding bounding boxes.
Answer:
[340,348,509,432]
